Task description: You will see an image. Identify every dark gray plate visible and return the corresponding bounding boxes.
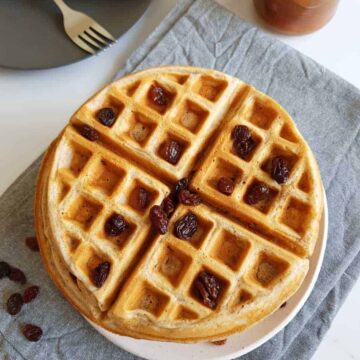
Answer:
[0,0,151,69]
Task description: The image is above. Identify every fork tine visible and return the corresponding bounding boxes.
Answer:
[79,33,103,51]
[71,36,96,54]
[90,24,116,42]
[85,29,109,46]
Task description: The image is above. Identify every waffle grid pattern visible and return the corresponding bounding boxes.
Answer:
[192,89,317,257]
[110,204,300,323]
[53,128,170,310]
[72,71,241,181]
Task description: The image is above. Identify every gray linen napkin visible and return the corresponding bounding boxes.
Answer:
[1,0,360,359]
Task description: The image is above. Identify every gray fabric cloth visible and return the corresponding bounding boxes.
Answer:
[1,0,360,359]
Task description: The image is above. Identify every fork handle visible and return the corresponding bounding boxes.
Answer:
[53,0,72,16]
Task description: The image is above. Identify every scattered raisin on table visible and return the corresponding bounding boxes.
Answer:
[22,324,43,342]
[23,286,40,304]
[150,205,169,234]
[272,156,289,184]
[80,125,100,141]
[96,107,117,127]
[136,187,150,209]
[212,339,227,345]
[194,271,221,309]
[245,183,270,205]
[105,214,128,237]
[178,189,202,206]
[174,213,198,240]
[160,140,182,165]
[9,267,26,285]
[217,177,234,195]
[232,125,251,142]
[148,85,171,106]
[0,261,11,279]
[25,236,39,252]
[6,293,23,315]
[92,261,111,288]
[161,195,175,217]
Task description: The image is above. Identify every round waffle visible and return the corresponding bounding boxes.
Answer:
[35,66,323,343]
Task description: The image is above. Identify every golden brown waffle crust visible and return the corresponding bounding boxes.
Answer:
[35,66,323,343]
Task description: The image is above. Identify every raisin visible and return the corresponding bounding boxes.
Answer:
[231,124,257,160]
[96,107,117,127]
[9,267,26,284]
[23,286,40,303]
[137,187,150,210]
[160,140,182,165]
[194,271,221,309]
[22,324,43,342]
[232,125,251,142]
[172,177,189,196]
[104,214,128,236]
[234,137,256,159]
[6,293,23,315]
[148,85,171,106]
[212,339,227,345]
[174,213,198,240]
[25,236,39,252]
[150,205,168,234]
[0,261,11,279]
[217,177,234,195]
[272,156,290,184]
[80,125,99,141]
[178,189,202,206]
[92,261,111,288]
[159,178,190,217]
[161,195,175,217]
[280,302,287,309]
[246,183,270,205]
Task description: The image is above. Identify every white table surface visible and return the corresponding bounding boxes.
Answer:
[0,1,359,359]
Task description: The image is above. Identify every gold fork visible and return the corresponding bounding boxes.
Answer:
[53,0,116,54]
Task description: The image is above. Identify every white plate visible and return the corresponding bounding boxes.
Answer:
[87,189,328,360]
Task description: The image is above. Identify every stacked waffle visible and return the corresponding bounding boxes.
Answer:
[35,66,323,342]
